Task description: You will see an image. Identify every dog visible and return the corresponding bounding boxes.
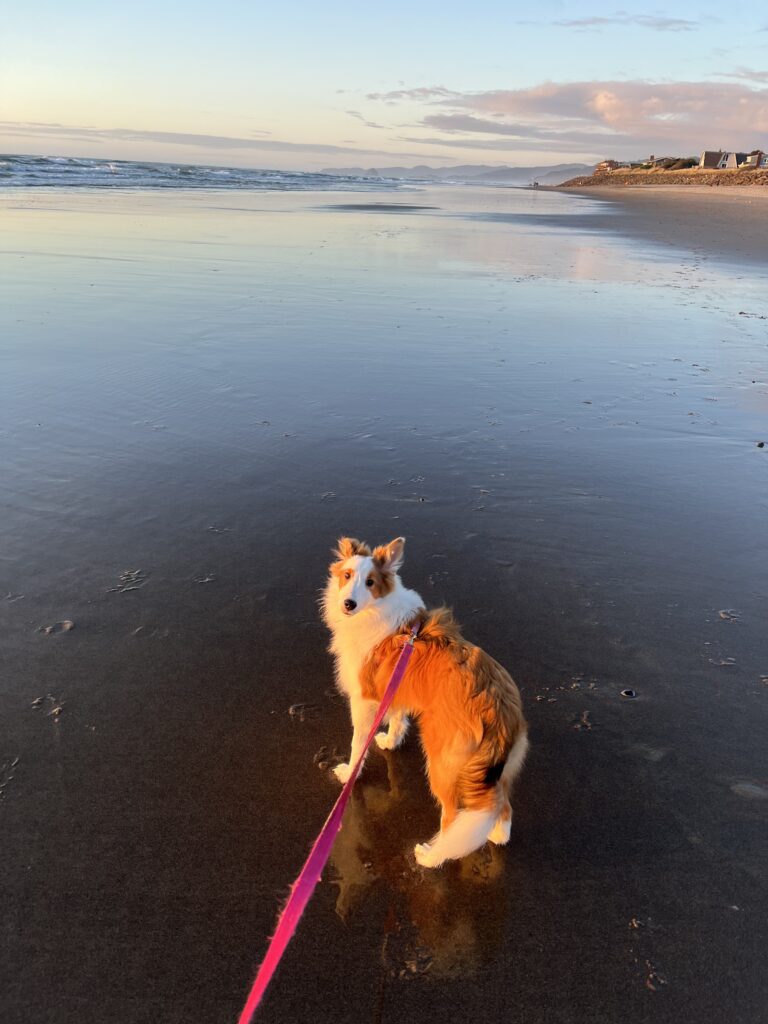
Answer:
[321,536,528,868]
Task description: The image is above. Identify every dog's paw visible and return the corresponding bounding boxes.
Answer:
[488,817,512,846]
[414,842,440,868]
[375,731,395,751]
[333,762,352,784]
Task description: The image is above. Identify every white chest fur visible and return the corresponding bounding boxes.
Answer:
[323,577,423,696]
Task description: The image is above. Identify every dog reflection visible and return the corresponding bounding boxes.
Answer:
[328,751,508,978]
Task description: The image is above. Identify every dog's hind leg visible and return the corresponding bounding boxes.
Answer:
[375,710,409,751]
[428,761,459,831]
[415,752,496,867]
[487,800,512,845]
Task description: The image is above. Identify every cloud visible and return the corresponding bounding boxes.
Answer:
[366,86,460,103]
[398,134,602,155]
[0,121,413,157]
[345,110,388,129]
[717,67,768,83]
[462,80,768,132]
[553,14,698,31]
[372,79,768,156]
[423,113,540,136]
[422,113,626,146]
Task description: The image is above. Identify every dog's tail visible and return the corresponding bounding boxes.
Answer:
[501,731,529,788]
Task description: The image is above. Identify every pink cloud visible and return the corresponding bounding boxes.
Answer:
[467,81,768,136]
[371,79,768,155]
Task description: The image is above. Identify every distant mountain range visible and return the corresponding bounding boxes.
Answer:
[322,163,593,185]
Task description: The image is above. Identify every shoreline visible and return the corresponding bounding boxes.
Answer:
[555,183,768,198]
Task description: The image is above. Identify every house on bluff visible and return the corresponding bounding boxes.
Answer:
[699,150,766,169]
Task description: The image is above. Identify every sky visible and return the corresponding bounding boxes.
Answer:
[1,0,767,170]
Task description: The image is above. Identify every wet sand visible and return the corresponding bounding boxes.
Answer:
[1,185,767,1024]
[556,185,768,266]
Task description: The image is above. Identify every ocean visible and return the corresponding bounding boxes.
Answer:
[0,153,407,191]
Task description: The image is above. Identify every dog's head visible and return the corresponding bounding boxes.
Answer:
[329,536,405,617]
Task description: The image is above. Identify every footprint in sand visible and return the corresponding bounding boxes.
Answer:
[38,620,74,636]
[31,694,64,718]
[108,569,148,593]
[288,703,320,722]
[313,745,344,770]
[130,625,171,639]
[0,756,20,799]
[730,781,768,800]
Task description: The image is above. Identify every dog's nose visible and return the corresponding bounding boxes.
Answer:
[344,599,357,612]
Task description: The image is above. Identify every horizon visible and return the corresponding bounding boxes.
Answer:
[2,1,767,172]
[0,152,609,174]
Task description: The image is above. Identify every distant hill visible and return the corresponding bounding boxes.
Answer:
[322,163,593,186]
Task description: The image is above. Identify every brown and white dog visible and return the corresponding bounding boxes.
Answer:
[322,536,528,867]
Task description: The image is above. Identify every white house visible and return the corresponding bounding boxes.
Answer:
[724,152,748,169]
[699,149,767,169]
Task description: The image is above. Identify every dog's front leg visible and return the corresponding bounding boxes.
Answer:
[375,710,409,750]
[334,693,377,784]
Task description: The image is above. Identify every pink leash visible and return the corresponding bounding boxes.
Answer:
[236,623,419,1023]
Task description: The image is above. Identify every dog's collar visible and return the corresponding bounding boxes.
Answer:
[406,621,420,646]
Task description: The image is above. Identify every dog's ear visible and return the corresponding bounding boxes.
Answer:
[373,536,405,573]
[335,537,370,560]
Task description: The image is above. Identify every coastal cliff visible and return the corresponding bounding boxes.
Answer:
[560,167,768,188]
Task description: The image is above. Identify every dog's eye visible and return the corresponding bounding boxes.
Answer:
[343,571,352,580]
[366,578,374,588]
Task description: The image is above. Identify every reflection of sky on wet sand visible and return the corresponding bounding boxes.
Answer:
[3,185,766,663]
[5,185,765,296]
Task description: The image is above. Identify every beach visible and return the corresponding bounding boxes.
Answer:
[1,183,767,1024]
[556,184,768,265]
